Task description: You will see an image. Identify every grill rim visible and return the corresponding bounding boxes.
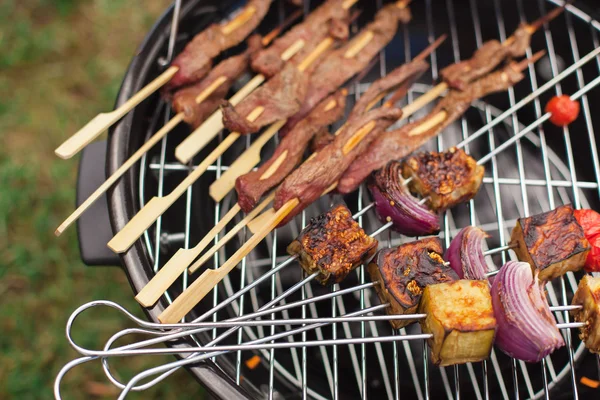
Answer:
[101,0,600,399]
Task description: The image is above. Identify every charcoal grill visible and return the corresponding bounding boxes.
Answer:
[64,0,600,399]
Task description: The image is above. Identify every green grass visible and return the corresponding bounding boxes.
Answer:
[0,1,204,398]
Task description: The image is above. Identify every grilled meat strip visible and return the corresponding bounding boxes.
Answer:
[274,106,403,226]
[511,204,590,281]
[337,63,525,193]
[221,63,308,134]
[251,0,351,78]
[235,90,347,212]
[287,204,378,285]
[171,37,261,128]
[402,147,484,213]
[368,237,458,329]
[166,0,274,91]
[440,24,530,91]
[281,2,412,135]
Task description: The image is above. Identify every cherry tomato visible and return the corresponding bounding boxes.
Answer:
[574,209,600,241]
[545,95,580,127]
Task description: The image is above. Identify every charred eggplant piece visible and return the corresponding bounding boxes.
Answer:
[511,204,590,281]
[402,147,484,213]
[571,275,600,354]
[367,238,458,329]
[419,280,497,366]
[287,204,378,285]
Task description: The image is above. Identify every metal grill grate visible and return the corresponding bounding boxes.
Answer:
[62,0,600,399]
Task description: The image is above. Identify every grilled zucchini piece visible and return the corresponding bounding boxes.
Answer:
[418,280,497,366]
[511,204,590,281]
[287,204,378,285]
[368,238,458,329]
[571,275,600,354]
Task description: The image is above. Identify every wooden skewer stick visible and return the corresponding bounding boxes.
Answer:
[54,66,178,159]
[135,193,274,308]
[107,36,336,254]
[158,198,299,324]
[54,2,269,160]
[174,0,362,165]
[55,77,228,236]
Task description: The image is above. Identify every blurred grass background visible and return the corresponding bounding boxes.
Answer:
[0,1,204,398]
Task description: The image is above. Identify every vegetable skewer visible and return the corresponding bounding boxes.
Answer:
[54,0,275,159]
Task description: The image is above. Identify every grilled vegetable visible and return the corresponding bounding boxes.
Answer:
[574,209,600,273]
[511,204,590,281]
[444,226,492,280]
[287,204,378,285]
[571,275,600,354]
[368,238,458,329]
[402,147,484,213]
[545,95,580,127]
[491,261,564,362]
[418,280,497,366]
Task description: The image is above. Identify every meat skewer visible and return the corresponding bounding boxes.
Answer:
[54,0,276,160]
[175,0,363,164]
[106,10,361,255]
[107,1,411,254]
[54,18,294,236]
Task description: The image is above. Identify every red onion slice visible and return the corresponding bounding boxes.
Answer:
[368,162,440,236]
[491,261,565,362]
[444,226,492,280]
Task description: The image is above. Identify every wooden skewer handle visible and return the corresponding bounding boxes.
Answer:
[209,119,286,202]
[55,66,178,159]
[158,198,298,324]
[135,204,241,307]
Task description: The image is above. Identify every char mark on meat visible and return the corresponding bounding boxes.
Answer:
[281,2,412,135]
[221,63,308,134]
[287,204,378,285]
[402,147,484,212]
[235,90,347,212]
[251,0,351,78]
[274,106,402,226]
[440,24,530,91]
[170,38,261,127]
[337,62,526,194]
[166,0,274,91]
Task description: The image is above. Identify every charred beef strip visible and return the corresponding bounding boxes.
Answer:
[337,62,525,194]
[170,37,261,128]
[402,147,484,213]
[282,2,412,135]
[368,238,458,329]
[287,204,378,285]
[511,204,590,281]
[221,63,309,134]
[166,0,274,91]
[251,0,351,78]
[440,24,530,91]
[235,90,347,212]
[274,106,403,226]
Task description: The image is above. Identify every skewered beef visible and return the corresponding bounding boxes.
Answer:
[287,204,378,285]
[571,275,600,354]
[282,2,412,134]
[402,147,484,213]
[338,62,525,194]
[440,24,530,90]
[419,280,497,366]
[166,0,274,91]
[274,106,402,226]
[310,128,336,152]
[251,0,351,78]
[171,37,261,127]
[235,90,347,212]
[511,204,590,281]
[221,63,308,134]
[368,238,458,329]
